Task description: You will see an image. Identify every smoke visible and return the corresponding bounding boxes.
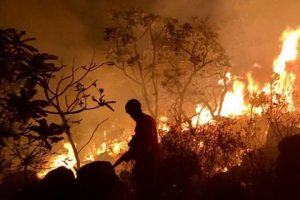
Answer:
[2,0,300,68]
[1,0,300,144]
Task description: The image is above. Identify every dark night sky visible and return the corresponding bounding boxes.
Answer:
[1,0,300,141]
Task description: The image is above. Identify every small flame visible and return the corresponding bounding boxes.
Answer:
[247,73,259,95]
[158,116,170,132]
[37,135,130,179]
[220,80,248,117]
[37,143,77,178]
[192,104,213,126]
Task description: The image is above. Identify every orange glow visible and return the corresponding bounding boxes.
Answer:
[191,104,213,126]
[272,28,300,111]
[37,143,77,178]
[38,136,130,179]
[191,28,300,121]
[273,28,300,74]
[220,79,248,117]
[158,116,170,132]
[38,28,300,178]
[247,73,260,95]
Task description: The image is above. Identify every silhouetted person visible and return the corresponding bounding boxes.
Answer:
[114,99,159,199]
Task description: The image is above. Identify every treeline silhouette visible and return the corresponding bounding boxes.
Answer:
[1,132,300,200]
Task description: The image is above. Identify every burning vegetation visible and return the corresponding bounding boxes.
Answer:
[2,8,300,200]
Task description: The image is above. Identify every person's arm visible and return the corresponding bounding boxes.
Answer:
[113,150,133,168]
[113,135,137,168]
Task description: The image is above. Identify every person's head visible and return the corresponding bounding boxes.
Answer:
[125,99,142,120]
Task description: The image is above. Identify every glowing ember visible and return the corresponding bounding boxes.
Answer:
[158,116,170,132]
[198,141,204,148]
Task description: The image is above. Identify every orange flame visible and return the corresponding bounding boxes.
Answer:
[191,27,300,122]
[220,79,248,117]
[37,143,77,178]
[272,28,300,111]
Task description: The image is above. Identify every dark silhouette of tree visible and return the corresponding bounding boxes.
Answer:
[38,56,115,168]
[104,9,168,120]
[105,10,229,124]
[0,29,66,181]
[162,18,229,122]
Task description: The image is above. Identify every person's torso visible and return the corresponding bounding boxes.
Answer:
[134,113,159,154]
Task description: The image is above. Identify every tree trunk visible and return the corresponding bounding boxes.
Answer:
[142,83,156,119]
[24,165,28,185]
[61,116,81,169]
[65,129,81,169]
[176,71,196,123]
